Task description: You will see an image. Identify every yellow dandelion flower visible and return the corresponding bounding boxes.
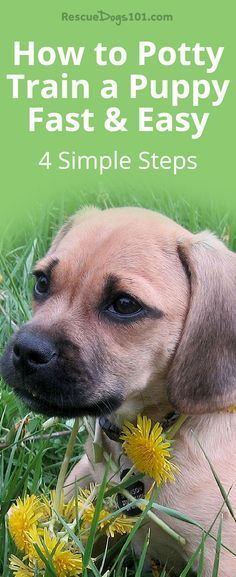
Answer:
[40,494,52,519]
[145,482,156,502]
[8,495,44,554]
[63,497,78,522]
[80,503,104,530]
[9,555,34,577]
[26,525,45,569]
[29,527,83,577]
[99,510,135,538]
[41,491,77,523]
[226,406,236,413]
[77,486,96,506]
[76,485,134,538]
[76,486,97,526]
[81,502,95,525]
[121,415,176,485]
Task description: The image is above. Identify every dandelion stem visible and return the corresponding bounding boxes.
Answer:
[118,465,136,484]
[53,417,80,515]
[167,414,188,440]
[121,489,186,546]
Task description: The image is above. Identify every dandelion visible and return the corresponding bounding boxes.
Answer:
[8,495,44,554]
[99,510,135,538]
[81,501,96,526]
[121,415,176,485]
[77,487,135,538]
[82,506,134,538]
[76,486,99,527]
[9,555,34,577]
[29,527,83,577]
[226,406,236,413]
[41,491,77,523]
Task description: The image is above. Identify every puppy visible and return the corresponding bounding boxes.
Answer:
[1,207,236,576]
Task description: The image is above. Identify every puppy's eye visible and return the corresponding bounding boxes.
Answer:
[107,294,143,316]
[34,274,49,297]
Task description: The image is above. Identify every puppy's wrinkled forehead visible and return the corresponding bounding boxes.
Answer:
[34,207,189,312]
[38,207,187,277]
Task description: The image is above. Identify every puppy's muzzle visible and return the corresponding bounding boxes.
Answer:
[1,324,124,418]
[12,330,57,377]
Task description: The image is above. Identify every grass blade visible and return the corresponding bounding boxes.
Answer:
[197,536,205,576]
[110,488,157,574]
[135,528,150,577]
[179,541,202,576]
[212,516,223,577]
[83,459,110,568]
[57,513,101,577]
[195,436,235,521]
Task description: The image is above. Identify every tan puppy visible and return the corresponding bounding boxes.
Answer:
[1,207,236,576]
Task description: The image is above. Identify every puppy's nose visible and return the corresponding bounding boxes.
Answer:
[13,331,57,374]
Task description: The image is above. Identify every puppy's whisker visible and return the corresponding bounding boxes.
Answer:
[97,398,113,416]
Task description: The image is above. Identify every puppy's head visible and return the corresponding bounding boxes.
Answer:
[1,207,236,417]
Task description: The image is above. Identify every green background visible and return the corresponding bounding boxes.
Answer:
[1,0,235,232]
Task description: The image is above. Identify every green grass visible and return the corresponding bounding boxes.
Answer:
[0,193,235,577]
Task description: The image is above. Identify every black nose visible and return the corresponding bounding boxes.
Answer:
[13,330,57,375]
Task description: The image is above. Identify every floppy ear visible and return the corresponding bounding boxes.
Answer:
[167,232,236,414]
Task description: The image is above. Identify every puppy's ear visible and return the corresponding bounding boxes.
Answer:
[167,232,236,414]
